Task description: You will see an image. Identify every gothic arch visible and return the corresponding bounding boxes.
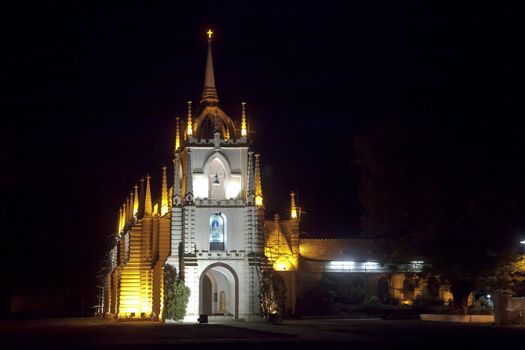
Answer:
[203,152,232,200]
[202,152,232,177]
[199,262,239,318]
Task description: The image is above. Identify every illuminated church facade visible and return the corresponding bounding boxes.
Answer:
[99,32,452,321]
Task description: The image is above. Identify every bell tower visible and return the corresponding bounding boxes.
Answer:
[167,30,264,321]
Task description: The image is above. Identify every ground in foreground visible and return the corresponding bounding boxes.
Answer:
[1,318,525,349]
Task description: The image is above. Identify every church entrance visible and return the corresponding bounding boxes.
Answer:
[199,263,238,318]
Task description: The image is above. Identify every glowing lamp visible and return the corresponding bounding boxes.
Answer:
[255,195,263,207]
[274,257,292,271]
[291,208,297,219]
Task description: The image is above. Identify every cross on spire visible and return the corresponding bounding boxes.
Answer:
[201,28,219,105]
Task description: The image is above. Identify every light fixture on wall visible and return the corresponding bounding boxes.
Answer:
[213,174,220,185]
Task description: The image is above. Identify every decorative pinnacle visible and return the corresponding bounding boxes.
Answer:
[127,192,132,220]
[175,117,180,151]
[161,166,169,216]
[120,205,125,231]
[186,101,193,136]
[255,154,263,206]
[145,174,153,216]
[241,102,247,137]
[290,191,297,219]
[173,152,182,206]
[133,184,139,216]
[117,207,122,233]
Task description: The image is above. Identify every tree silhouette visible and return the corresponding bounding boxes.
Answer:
[355,118,525,307]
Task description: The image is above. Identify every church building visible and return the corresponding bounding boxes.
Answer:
[99,31,452,321]
[101,30,264,321]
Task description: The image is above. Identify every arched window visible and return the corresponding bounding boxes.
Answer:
[210,213,226,251]
[208,158,226,200]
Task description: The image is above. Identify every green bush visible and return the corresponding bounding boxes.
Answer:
[360,296,383,314]
[348,286,368,305]
[260,270,286,318]
[413,295,444,307]
[389,297,401,306]
[165,279,191,321]
[366,296,381,305]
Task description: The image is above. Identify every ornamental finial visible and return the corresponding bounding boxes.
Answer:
[290,191,297,219]
[186,101,193,136]
[207,29,213,39]
[241,102,247,137]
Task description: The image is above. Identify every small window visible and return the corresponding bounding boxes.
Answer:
[210,213,225,251]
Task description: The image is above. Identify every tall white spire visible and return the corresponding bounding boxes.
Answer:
[201,29,219,105]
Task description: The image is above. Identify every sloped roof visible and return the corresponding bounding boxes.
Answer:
[299,238,385,261]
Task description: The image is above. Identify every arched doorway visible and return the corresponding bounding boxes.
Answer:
[199,263,238,318]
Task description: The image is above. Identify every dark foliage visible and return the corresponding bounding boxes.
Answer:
[260,270,286,318]
[355,118,525,306]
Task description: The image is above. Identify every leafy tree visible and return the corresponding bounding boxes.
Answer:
[165,279,191,321]
[260,269,286,318]
[348,286,367,305]
[482,252,525,296]
[402,275,420,300]
[164,265,177,288]
[425,275,441,299]
[163,265,191,321]
[355,119,525,308]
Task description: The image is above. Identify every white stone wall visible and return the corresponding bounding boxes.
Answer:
[170,144,261,321]
[190,147,248,201]
[183,258,255,320]
[193,206,248,252]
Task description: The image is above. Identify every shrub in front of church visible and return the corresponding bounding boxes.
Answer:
[360,296,384,314]
[260,270,286,319]
[348,286,368,305]
[165,279,191,321]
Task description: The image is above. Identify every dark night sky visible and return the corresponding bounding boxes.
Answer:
[1,1,520,315]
